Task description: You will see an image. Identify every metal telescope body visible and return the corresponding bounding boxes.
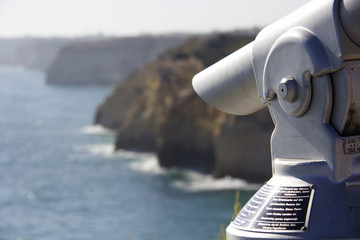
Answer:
[193,0,360,239]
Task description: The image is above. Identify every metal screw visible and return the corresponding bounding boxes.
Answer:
[278,76,298,102]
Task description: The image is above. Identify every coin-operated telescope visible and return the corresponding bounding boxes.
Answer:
[193,0,360,239]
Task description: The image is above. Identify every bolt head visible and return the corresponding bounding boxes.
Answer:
[278,77,298,102]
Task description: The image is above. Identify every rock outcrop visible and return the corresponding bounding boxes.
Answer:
[96,32,274,182]
[46,35,187,84]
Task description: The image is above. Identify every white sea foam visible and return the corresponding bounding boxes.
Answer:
[73,144,260,191]
[128,155,165,174]
[80,125,115,135]
[73,144,115,157]
[73,144,157,162]
[123,152,261,191]
[172,171,261,192]
[74,144,164,174]
[114,149,155,160]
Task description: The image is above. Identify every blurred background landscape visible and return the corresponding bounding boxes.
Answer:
[0,0,309,239]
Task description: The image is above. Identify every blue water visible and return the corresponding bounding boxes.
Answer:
[0,66,257,240]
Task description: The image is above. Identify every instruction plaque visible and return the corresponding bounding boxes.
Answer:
[231,184,314,232]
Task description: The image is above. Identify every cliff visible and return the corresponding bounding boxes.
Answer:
[0,36,104,70]
[96,33,274,182]
[46,35,187,84]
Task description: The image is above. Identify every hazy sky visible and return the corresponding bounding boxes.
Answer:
[0,0,311,38]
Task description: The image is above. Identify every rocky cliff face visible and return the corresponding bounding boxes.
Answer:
[46,35,187,84]
[96,33,274,182]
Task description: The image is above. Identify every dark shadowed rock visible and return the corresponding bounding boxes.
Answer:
[213,109,273,182]
[155,84,273,182]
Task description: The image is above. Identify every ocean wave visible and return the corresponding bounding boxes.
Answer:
[73,144,156,161]
[73,144,164,174]
[73,144,115,157]
[125,154,261,191]
[114,149,156,160]
[80,125,115,135]
[172,171,261,192]
[128,155,165,174]
[72,144,260,191]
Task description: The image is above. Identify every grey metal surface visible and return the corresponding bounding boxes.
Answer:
[340,0,360,46]
[192,0,360,239]
[331,61,360,136]
[192,43,265,115]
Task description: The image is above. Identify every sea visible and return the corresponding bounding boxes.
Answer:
[0,66,260,240]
